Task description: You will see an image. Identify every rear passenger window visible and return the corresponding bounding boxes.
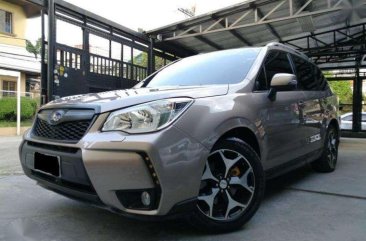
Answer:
[292,55,317,91]
[315,67,329,91]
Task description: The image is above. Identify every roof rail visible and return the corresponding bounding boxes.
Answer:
[266,42,309,60]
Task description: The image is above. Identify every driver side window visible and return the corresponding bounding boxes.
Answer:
[255,51,294,91]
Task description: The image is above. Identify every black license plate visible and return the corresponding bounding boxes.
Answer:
[34,152,60,177]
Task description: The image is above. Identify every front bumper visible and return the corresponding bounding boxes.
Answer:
[20,116,208,217]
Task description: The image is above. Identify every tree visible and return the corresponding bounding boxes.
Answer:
[132,52,167,71]
[25,38,42,59]
[328,81,353,104]
[324,71,353,104]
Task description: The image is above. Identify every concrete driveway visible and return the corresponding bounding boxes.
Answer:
[1,137,365,241]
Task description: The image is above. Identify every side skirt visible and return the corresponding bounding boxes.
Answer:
[265,148,322,179]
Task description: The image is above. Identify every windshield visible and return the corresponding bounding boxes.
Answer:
[143,48,261,88]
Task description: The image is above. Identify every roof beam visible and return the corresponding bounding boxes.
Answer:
[211,14,252,46]
[161,1,344,42]
[194,33,224,50]
[154,41,197,57]
[175,24,223,50]
[256,7,282,41]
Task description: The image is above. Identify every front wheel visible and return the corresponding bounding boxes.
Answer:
[191,140,265,233]
[312,125,339,173]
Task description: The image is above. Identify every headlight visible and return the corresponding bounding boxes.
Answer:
[102,98,193,133]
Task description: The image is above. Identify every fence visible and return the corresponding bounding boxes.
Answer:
[0,90,36,98]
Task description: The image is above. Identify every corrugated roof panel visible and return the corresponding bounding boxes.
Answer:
[149,0,366,68]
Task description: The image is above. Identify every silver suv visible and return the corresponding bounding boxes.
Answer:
[20,43,339,232]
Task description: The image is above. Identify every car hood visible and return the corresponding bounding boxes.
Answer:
[44,85,228,113]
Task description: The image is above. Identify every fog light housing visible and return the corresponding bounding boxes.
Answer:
[116,188,160,210]
[141,191,151,206]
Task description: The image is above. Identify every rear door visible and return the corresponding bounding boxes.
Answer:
[258,51,305,168]
[291,55,324,153]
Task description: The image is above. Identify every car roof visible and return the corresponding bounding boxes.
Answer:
[265,42,312,63]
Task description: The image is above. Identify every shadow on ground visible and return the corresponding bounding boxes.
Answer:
[3,165,315,241]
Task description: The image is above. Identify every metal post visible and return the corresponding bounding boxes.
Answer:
[47,0,56,102]
[16,71,21,136]
[82,16,89,77]
[109,28,112,58]
[352,60,362,132]
[40,9,47,105]
[121,44,124,78]
[148,38,155,74]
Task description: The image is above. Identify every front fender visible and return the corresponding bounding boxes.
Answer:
[173,96,264,159]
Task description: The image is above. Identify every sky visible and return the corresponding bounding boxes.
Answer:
[25,0,244,43]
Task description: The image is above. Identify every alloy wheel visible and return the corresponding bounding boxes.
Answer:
[327,130,338,168]
[197,149,255,221]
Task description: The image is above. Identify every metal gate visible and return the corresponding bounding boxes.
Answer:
[41,0,180,101]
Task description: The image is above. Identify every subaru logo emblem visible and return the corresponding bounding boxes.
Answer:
[49,110,65,124]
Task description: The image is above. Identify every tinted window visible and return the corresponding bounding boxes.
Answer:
[264,51,293,86]
[362,114,366,122]
[144,48,261,87]
[254,51,294,91]
[255,66,267,91]
[292,55,317,91]
[315,66,329,91]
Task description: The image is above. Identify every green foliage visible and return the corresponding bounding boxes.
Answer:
[25,38,42,59]
[0,120,33,127]
[323,71,353,104]
[132,52,167,71]
[328,81,353,104]
[0,97,38,121]
[133,52,148,67]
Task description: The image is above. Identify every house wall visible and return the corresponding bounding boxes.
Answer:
[0,0,34,97]
[0,0,27,47]
[0,72,26,96]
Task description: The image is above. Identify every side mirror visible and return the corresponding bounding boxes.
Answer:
[268,73,297,101]
[271,73,297,88]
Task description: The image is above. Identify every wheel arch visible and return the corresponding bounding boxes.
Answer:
[215,127,261,158]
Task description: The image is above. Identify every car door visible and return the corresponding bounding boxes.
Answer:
[257,51,306,168]
[291,55,323,154]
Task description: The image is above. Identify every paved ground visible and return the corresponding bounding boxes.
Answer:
[0,137,366,241]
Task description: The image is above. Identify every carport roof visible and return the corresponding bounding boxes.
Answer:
[147,0,366,69]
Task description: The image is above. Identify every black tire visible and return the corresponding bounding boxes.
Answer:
[190,139,265,233]
[311,125,339,173]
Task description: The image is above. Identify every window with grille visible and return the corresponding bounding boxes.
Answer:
[2,80,16,97]
[0,10,12,34]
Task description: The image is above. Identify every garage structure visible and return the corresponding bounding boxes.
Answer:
[24,0,366,135]
[147,0,366,135]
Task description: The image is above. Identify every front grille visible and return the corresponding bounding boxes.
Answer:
[33,118,92,142]
[28,141,79,153]
[32,170,97,194]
